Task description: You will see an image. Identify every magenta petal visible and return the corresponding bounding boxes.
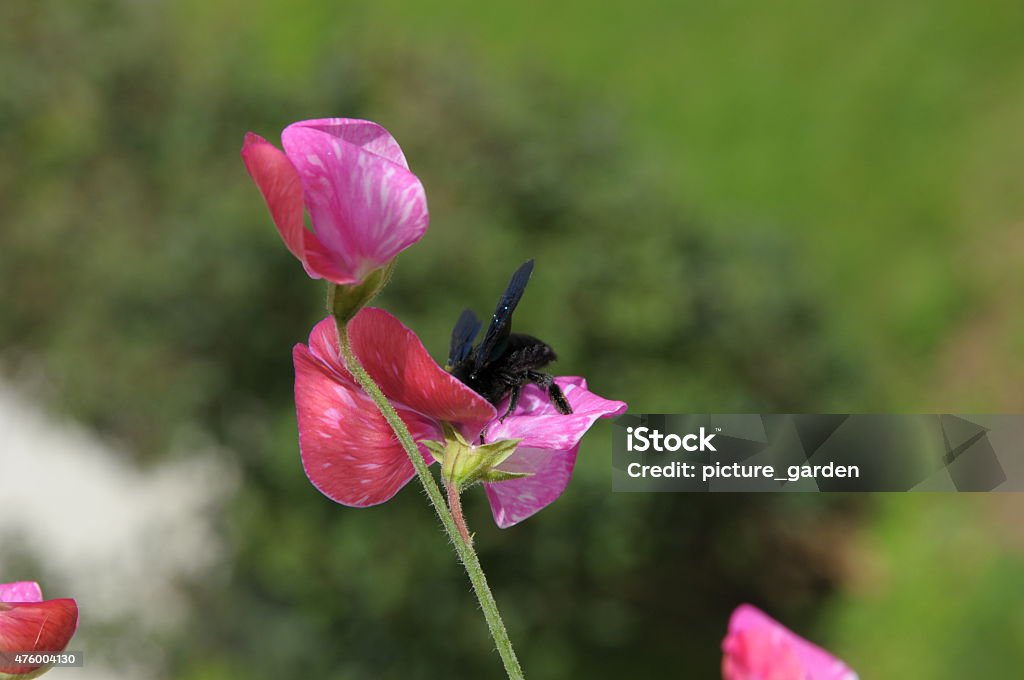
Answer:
[294,343,440,507]
[723,605,858,680]
[281,125,428,284]
[482,377,625,527]
[348,309,496,435]
[484,445,580,528]
[301,237,366,284]
[287,118,410,167]
[485,377,627,451]
[0,582,42,604]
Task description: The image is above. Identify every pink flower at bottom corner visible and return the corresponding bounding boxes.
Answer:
[0,581,78,678]
[722,604,858,680]
[481,377,627,528]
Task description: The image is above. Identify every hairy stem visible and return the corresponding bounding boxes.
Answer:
[332,311,524,680]
[446,482,473,546]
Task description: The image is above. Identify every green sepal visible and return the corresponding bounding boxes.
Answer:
[433,423,527,491]
[328,259,397,323]
[421,439,446,464]
[442,422,474,448]
[480,469,533,483]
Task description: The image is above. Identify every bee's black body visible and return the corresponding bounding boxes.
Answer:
[447,260,573,422]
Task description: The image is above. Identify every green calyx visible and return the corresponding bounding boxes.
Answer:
[327,259,397,323]
[424,423,530,492]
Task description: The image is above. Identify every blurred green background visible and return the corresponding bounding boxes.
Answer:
[2,0,1023,677]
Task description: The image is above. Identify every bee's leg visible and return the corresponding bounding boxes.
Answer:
[548,383,573,415]
[499,382,523,423]
[527,371,573,415]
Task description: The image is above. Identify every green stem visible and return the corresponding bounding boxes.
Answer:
[332,313,525,680]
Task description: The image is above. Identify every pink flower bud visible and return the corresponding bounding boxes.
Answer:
[242,119,428,285]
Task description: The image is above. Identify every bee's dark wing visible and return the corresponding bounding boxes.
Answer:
[447,309,481,368]
[473,259,534,373]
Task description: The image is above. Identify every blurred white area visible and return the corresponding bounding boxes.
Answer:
[0,381,238,680]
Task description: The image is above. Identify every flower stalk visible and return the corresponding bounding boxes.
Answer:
[446,481,472,546]
[328,285,525,680]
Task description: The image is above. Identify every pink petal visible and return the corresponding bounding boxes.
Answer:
[0,583,42,604]
[241,133,310,266]
[294,343,440,507]
[295,310,496,508]
[485,377,627,452]
[241,133,353,284]
[287,118,409,167]
[305,317,350,379]
[483,445,580,528]
[481,378,625,528]
[348,309,496,435]
[281,125,428,284]
[722,628,804,680]
[0,599,78,675]
[723,605,858,680]
[305,312,495,435]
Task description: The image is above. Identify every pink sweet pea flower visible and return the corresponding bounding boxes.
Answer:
[294,309,497,506]
[0,582,78,678]
[242,118,428,285]
[481,378,627,527]
[722,604,858,680]
[293,309,625,523]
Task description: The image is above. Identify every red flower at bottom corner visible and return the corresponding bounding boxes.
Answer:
[0,581,78,678]
[722,604,857,680]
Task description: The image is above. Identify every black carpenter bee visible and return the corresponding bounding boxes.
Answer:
[447,259,573,422]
